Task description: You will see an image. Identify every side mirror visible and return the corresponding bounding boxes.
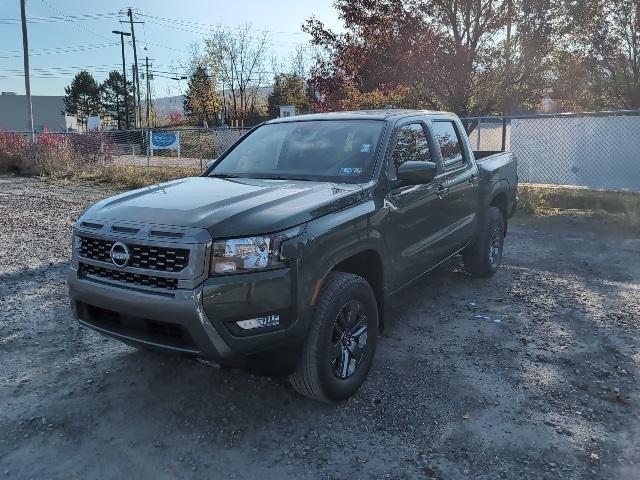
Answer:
[205,158,217,170]
[396,161,437,186]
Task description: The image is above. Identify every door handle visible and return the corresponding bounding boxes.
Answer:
[436,185,449,199]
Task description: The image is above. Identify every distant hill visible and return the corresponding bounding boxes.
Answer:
[152,95,185,117]
[151,87,274,118]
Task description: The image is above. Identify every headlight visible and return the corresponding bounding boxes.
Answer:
[209,225,304,275]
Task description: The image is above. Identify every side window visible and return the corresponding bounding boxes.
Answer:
[431,121,466,170]
[389,123,431,176]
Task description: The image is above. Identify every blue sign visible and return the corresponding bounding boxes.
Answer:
[150,130,180,156]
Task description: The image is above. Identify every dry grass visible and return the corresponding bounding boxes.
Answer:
[1,136,199,190]
[47,165,200,190]
[518,183,640,228]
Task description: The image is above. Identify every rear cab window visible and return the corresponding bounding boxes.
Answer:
[431,120,468,171]
[388,122,433,180]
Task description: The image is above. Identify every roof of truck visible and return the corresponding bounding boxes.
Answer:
[266,109,454,123]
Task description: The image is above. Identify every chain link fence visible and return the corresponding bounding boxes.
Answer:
[461,110,640,191]
[111,127,251,170]
[4,111,640,191]
[3,127,251,173]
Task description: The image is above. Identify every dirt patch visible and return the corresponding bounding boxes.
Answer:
[1,176,639,479]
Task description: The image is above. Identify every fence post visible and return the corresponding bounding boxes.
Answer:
[146,128,150,169]
[476,118,482,151]
[501,117,507,152]
[199,128,203,173]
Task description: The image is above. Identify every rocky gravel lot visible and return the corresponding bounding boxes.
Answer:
[1,175,639,479]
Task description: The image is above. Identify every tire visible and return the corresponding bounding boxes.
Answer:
[463,206,505,278]
[289,272,378,403]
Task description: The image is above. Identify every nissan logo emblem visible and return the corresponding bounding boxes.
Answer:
[109,241,130,268]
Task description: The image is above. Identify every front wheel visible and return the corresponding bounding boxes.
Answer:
[463,206,505,277]
[289,272,378,403]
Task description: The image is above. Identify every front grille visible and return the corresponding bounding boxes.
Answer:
[129,244,189,271]
[79,236,113,263]
[79,263,178,290]
[78,236,190,272]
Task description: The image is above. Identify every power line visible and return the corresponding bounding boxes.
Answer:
[137,13,309,37]
[141,18,307,48]
[38,0,111,41]
[0,11,309,37]
[0,12,119,24]
[0,42,119,59]
[4,64,122,72]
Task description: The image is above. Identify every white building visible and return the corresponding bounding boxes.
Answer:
[279,105,296,118]
[0,93,68,132]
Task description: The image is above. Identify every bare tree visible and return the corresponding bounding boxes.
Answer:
[205,25,270,120]
[289,44,311,78]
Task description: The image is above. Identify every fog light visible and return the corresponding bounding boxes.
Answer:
[236,315,280,330]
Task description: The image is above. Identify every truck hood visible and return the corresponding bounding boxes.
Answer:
[82,176,364,238]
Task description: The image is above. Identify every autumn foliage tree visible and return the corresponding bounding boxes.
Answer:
[267,73,310,117]
[307,0,640,114]
[551,0,640,110]
[304,0,554,115]
[183,65,221,127]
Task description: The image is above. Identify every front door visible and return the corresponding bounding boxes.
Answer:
[383,121,449,291]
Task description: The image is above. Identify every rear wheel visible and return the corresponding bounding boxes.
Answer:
[463,206,505,277]
[289,272,378,402]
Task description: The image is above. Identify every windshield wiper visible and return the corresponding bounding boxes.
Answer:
[253,176,311,181]
[209,173,240,178]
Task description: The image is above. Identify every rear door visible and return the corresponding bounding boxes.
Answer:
[428,119,480,254]
[383,120,450,291]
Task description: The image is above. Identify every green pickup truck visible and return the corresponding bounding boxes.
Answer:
[68,110,517,402]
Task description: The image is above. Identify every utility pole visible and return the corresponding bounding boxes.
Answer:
[145,57,151,129]
[145,56,152,167]
[113,30,131,129]
[502,0,513,149]
[126,8,142,128]
[20,0,34,140]
[505,0,512,63]
[131,63,137,125]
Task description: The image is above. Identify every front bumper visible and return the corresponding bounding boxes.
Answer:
[68,263,300,364]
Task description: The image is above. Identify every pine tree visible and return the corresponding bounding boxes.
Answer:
[63,71,101,129]
[267,73,310,118]
[183,65,221,127]
[100,71,134,130]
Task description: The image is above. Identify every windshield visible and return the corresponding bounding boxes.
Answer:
[210,120,384,183]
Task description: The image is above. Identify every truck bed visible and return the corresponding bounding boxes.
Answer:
[474,150,518,218]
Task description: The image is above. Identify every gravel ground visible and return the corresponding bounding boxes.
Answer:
[1,175,639,479]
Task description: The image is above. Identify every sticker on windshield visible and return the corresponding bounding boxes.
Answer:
[360,144,372,153]
[339,167,363,175]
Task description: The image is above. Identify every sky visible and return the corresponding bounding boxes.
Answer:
[0,0,342,98]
